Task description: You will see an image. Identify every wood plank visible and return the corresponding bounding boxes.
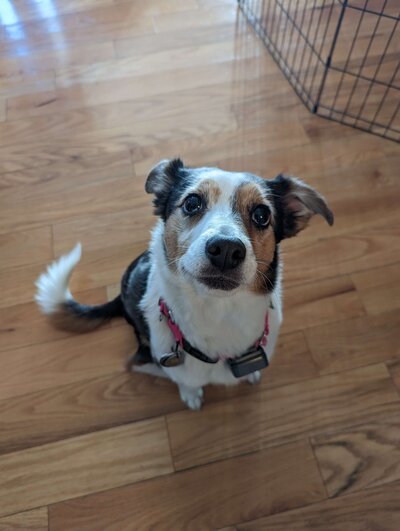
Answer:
[311,414,400,497]
[306,310,400,374]
[220,130,399,188]
[0,261,53,309]
[1,0,115,23]
[0,107,236,175]
[0,371,182,455]
[0,418,173,518]
[153,4,237,33]
[6,56,272,121]
[0,288,109,353]
[49,441,326,531]
[4,76,260,147]
[166,364,400,470]
[352,263,400,316]
[114,22,236,59]
[0,227,52,271]
[52,209,154,256]
[0,4,154,55]
[0,41,115,80]
[0,151,133,187]
[55,40,263,88]
[133,120,310,177]
[282,275,366,335]
[7,0,196,25]
[283,222,400,288]
[0,72,55,100]
[0,508,48,531]
[235,481,400,531]
[0,160,136,234]
[0,325,134,401]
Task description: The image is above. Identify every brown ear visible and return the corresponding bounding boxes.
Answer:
[269,175,334,241]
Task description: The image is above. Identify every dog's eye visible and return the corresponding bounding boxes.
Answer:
[251,205,271,228]
[182,194,203,215]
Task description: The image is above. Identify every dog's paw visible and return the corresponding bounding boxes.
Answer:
[179,385,204,411]
[247,370,261,385]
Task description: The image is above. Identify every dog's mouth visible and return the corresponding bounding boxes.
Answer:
[197,275,240,291]
[182,265,241,291]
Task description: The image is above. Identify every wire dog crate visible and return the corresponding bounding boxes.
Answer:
[238,0,400,142]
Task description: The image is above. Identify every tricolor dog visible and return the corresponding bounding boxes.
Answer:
[36,159,333,410]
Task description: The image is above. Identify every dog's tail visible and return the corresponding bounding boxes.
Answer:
[35,243,123,332]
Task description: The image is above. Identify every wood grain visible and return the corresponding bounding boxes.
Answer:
[0,41,115,81]
[282,274,366,334]
[311,414,400,497]
[52,208,153,256]
[153,4,237,33]
[6,55,274,123]
[167,364,400,470]
[0,371,181,456]
[235,482,400,531]
[0,107,236,175]
[0,325,134,401]
[0,72,55,100]
[49,441,325,531]
[0,155,135,233]
[115,22,236,59]
[0,151,132,186]
[0,227,52,271]
[0,288,109,353]
[283,223,400,288]
[0,508,48,531]
[352,262,400,316]
[55,40,261,88]
[0,4,153,54]
[306,310,400,374]
[0,418,173,518]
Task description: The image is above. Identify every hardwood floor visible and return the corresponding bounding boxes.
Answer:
[0,1,399,529]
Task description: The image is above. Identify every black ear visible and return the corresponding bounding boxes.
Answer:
[145,158,185,218]
[269,175,334,242]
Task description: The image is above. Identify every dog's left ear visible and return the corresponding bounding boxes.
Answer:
[269,174,334,241]
[145,158,186,218]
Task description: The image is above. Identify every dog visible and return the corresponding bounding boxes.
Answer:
[36,159,333,410]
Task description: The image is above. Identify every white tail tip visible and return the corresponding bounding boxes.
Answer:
[35,243,82,315]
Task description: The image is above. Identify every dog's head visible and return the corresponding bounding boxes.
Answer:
[146,159,333,295]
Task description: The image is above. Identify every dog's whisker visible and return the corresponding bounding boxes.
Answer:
[256,268,274,290]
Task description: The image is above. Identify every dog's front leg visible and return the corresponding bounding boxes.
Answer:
[178,383,204,411]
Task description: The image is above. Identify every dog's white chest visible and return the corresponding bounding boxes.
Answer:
[142,266,282,388]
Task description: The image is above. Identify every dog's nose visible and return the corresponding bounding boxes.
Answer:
[205,237,246,271]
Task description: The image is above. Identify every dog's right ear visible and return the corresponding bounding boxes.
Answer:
[145,158,186,219]
[145,158,184,195]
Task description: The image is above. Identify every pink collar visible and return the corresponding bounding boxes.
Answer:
[158,298,269,372]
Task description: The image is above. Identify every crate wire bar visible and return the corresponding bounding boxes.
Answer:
[238,0,400,142]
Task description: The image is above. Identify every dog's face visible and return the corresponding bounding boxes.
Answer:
[146,159,333,295]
